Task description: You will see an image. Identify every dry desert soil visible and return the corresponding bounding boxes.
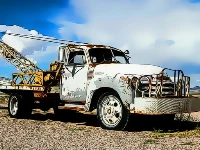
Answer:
[0,97,200,150]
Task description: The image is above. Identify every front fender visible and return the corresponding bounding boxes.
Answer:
[84,73,134,111]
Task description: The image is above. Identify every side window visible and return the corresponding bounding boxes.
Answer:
[68,51,87,65]
[74,55,85,64]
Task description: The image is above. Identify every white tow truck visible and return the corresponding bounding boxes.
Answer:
[0,32,192,130]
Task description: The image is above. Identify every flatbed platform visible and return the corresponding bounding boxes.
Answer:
[0,85,60,93]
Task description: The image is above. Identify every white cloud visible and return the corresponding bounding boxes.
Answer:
[25,45,59,69]
[0,25,58,65]
[56,0,200,68]
[27,57,37,64]
[0,25,47,55]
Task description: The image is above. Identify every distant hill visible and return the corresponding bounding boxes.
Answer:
[190,86,200,95]
[190,86,200,90]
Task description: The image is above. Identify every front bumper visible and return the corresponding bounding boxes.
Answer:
[130,97,192,115]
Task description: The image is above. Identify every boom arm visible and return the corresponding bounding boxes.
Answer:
[0,40,43,73]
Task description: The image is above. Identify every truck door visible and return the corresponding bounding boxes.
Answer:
[60,50,88,102]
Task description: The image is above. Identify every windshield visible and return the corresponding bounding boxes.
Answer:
[88,48,129,64]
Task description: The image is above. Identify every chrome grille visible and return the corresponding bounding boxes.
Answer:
[137,77,174,97]
[133,68,190,98]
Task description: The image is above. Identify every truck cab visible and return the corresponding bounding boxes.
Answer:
[59,44,130,102]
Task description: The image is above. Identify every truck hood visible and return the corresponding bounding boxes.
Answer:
[94,64,163,76]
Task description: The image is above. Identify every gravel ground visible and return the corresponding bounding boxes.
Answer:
[0,100,200,150]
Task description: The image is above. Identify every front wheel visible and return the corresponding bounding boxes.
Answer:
[97,92,130,130]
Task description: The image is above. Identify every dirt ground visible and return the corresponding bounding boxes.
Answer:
[0,99,200,150]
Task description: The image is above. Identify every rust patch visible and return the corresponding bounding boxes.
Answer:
[58,106,85,111]
[130,110,173,115]
[87,66,94,80]
[86,44,94,48]
[95,45,106,48]
[33,92,47,98]
[89,63,99,68]
[67,44,82,49]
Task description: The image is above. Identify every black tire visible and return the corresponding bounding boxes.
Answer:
[8,93,33,118]
[97,92,130,130]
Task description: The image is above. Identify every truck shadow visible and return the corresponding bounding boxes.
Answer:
[127,114,200,132]
[30,109,200,133]
[30,109,100,127]
[0,106,199,133]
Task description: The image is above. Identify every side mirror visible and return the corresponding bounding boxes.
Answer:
[124,50,129,55]
[58,46,69,64]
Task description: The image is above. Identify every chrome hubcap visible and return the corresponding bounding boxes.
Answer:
[10,96,18,116]
[100,95,122,126]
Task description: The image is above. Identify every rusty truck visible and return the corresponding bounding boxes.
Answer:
[0,31,192,130]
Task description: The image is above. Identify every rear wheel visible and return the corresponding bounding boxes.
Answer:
[8,93,33,118]
[97,92,130,130]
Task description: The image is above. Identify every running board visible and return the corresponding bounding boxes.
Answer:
[58,104,85,111]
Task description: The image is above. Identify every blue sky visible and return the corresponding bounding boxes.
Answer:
[0,0,71,77]
[0,0,65,37]
[1,0,200,87]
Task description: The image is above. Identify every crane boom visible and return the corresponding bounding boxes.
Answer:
[0,40,61,87]
[0,40,43,73]
[0,32,66,87]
